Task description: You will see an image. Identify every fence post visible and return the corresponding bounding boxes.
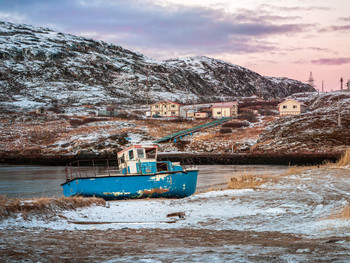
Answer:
[77,160,81,178]
[92,160,96,177]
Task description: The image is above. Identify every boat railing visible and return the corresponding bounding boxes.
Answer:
[65,159,119,181]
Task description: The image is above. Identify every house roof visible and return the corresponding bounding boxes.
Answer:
[151,100,183,106]
[278,99,306,106]
[211,101,238,108]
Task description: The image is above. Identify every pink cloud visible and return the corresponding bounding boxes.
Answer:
[311,57,350,65]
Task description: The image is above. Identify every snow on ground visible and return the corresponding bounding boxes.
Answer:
[1,167,350,239]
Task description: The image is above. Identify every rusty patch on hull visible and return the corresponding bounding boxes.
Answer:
[142,188,170,195]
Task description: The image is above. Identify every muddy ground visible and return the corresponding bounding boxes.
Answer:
[2,228,350,262]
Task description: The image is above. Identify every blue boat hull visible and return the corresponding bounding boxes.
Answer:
[61,170,198,200]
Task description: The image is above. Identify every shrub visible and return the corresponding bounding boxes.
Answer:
[238,111,258,123]
[69,118,84,127]
[258,108,278,116]
[222,122,249,128]
[219,128,232,134]
[174,140,190,151]
[228,171,267,189]
[337,148,350,166]
[0,195,105,220]
[27,127,59,144]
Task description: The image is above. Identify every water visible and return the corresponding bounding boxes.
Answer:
[0,165,288,198]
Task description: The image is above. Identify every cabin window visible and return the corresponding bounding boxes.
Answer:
[129,150,134,160]
[293,105,297,109]
[137,148,145,159]
[145,148,156,158]
[283,105,287,109]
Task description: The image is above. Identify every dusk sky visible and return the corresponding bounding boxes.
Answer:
[1,0,349,91]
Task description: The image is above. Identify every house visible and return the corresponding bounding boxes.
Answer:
[278,99,307,116]
[150,100,186,117]
[211,102,238,118]
[186,109,196,118]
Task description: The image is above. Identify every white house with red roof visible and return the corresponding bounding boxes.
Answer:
[211,101,238,118]
[150,100,186,117]
[278,99,307,116]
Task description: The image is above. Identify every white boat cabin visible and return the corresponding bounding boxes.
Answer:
[117,145,159,175]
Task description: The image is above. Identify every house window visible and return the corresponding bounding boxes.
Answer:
[283,105,287,109]
[171,105,176,108]
[217,111,221,114]
[155,105,159,108]
[171,112,176,115]
[293,105,297,109]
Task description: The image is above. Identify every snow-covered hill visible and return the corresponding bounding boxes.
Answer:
[255,91,350,154]
[0,21,315,112]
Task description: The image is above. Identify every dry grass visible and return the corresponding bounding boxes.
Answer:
[227,170,269,189]
[337,148,350,167]
[339,204,350,219]
[328,204,350,220]
[0,195,106,220]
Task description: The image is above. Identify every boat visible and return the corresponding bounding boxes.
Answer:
[61,144,198,200]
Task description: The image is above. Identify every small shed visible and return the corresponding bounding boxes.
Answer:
[195,112,209,118]
[36,107,46,114]
[97,107,118,117]
[186,110,196,118]
[278,99,307,116]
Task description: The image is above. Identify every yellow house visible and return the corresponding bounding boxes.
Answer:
[278,99,307,116]
[150,100,184,117]
[212,102,238,118]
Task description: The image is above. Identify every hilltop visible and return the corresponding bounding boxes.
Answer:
[0,21,314,113]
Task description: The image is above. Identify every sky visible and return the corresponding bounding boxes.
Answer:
[0,0,349,91]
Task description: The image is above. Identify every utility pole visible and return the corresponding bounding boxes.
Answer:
[322,81,324,93]
[340,77,343,90]
[146,65,149,106]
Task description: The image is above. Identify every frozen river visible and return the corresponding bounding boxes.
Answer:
[0,164,288,198]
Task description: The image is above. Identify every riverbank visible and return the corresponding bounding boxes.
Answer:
[1,166,350,262]
[0,152,342,166]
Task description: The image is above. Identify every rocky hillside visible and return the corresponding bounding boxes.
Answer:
[0,21,315,113]
[254,91,350,155]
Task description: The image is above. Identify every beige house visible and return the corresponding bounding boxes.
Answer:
[278,99,307,116]
[150,100,185,117]
[212,102,238,118]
